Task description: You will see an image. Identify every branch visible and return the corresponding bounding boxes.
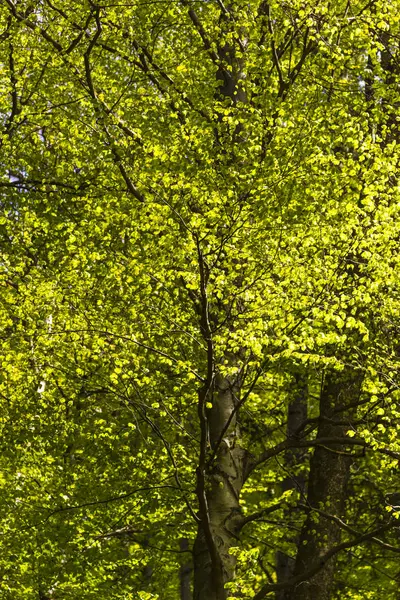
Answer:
[82,9,147,200]
[248,436,400,477]
[0,178,90,192]
[110,145,146,202]
[43,485,180,522]
[35,327,205,383]
[265,3,287,95]
[6,42,20,131]
[287,30,316,92]
[138,407,200,525]
[4,0,63,51]
[194,240,226,594]
[298,504,400,554]
[237,502,282,531]
[252,522,398,599]
[83,5,102,99]
[180,0,220,64]
[65,10,93,55]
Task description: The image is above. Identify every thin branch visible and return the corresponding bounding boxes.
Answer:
[248,436,400,477]
[43,485,180,522]
[265,3,287,95]
[35,327,205,383]
[4,0,63,51]
[252,522,398,599]
[94,528,192,554]
[237,502,282,531]
[138,407,200,524]
[180,0,220,64]
[298,504,400,554]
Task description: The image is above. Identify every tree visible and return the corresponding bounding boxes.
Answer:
[0,0,399,599]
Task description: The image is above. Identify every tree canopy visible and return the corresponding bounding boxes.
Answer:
[0,0,399,599]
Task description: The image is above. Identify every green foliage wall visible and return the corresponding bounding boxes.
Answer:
[0,0,399,598]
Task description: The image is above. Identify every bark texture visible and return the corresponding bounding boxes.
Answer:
[289,373,362,600]
[179,538,192,600]
[193,374,247,600]
[276,374,308,600]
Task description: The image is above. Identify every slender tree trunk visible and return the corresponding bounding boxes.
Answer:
[179,538,192,600]
[276,374,308,600]
[289,372,362,600]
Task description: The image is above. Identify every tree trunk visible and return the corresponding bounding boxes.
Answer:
[193,373,247,600]
[192,6,248,597]
[276,374,308,600]
[289,372,362,600]
[179,538,192,600]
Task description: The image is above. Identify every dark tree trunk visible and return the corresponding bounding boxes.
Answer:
[276,374,308,600]
[289,372,362,600]
[179,538,192,600]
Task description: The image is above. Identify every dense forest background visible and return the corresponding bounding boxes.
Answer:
[0,0,399,598]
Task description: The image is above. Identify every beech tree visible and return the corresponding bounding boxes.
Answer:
[0,1,399,599]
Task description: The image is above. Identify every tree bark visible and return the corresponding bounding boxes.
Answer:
[276,374,308,600]
[193,373,247,600]
[179,538,192,600]
[289,372,362,600]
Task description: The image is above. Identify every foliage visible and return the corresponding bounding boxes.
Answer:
[0,0,399,598]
